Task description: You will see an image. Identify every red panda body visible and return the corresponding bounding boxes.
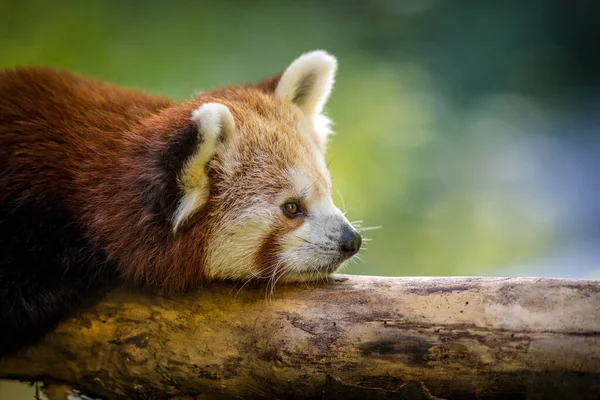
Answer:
[0,51,361,357]
[0,68,175,355]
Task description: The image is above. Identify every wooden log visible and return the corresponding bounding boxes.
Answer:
[1,276,599,399]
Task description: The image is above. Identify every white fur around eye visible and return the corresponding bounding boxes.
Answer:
[172,103,235,231]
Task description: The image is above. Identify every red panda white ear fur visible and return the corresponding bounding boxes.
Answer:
[275,50,337,151]
[173,103,234,231]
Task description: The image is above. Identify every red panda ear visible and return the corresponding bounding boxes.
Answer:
[274,50,337,118]
[271,51,337,153]
[171,103,235,231]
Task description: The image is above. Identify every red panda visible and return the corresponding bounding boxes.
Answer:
[0,51,361,356]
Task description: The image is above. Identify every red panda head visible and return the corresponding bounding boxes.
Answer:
[175,51,361,284]
[115,51,360,289]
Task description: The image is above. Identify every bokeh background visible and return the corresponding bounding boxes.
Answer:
[1,0,599,397]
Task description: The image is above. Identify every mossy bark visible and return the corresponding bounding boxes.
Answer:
[1,276,599,399]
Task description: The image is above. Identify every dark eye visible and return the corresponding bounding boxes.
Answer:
[282,201,303,218]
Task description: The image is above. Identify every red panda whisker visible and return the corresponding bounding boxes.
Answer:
[267,259,286,300]
[233,274,262,298]
[326,156,335,169]
[336,189,347,214]
[335,261,348,274]
[270,268,289,301]
[318,270,327,286]
[293,235,318,246]
[268,268,278,299]
[271,260,292,292]
[231,266,273,296]
[354,254,365,263]
[356,226,382,232]
[299,178,321,199]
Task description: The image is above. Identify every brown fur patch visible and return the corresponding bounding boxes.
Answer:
[254,215,305,277]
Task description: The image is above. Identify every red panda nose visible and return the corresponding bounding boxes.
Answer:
[340,227,362,257]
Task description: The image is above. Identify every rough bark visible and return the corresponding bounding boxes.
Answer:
[0,276,599,400]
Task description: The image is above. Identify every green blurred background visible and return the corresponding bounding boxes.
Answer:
[1,0,600,397]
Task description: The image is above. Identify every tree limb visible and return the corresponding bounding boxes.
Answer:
[1,276,599,399]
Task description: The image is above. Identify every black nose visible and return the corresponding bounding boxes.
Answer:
[340,227,362,257]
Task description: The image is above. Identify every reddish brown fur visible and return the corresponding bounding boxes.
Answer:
[0,67,296,292]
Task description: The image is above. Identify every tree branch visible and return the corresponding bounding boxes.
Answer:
[1,276,599,399]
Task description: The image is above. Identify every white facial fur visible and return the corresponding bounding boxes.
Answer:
[204,210,275,280]
[203,150,354,282]
[277,166,353,281]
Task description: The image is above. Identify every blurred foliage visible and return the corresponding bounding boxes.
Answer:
[1,0,599,278]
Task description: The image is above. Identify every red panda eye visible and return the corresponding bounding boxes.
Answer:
[282,201,303,218]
